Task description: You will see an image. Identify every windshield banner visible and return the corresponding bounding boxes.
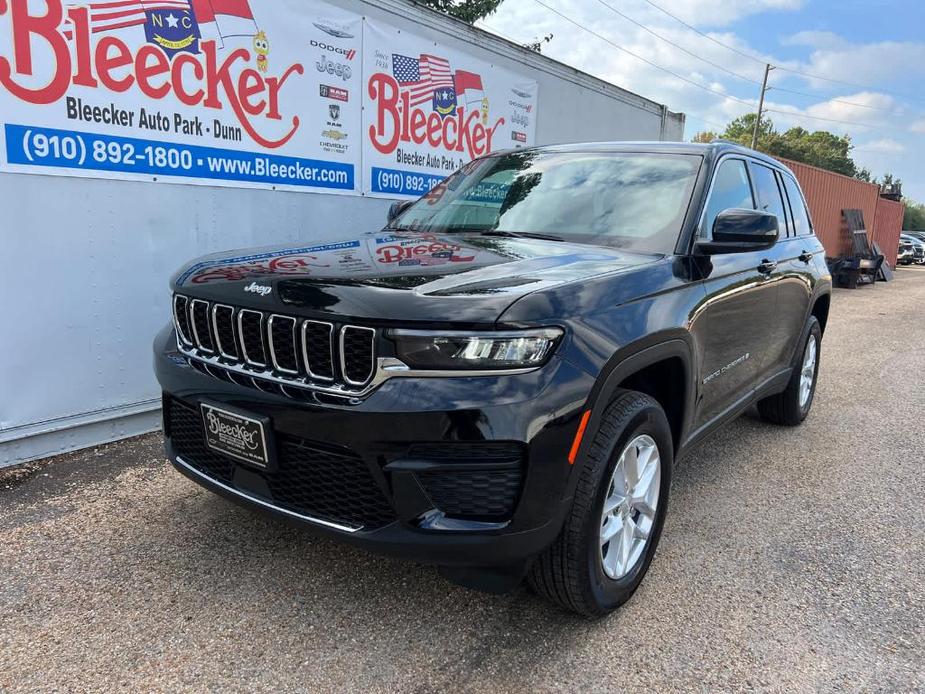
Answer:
[362,18,538,198]
[0,0,363,193]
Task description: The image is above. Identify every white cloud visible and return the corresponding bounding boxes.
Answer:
[476,0,925,201]
[856,139,907,155]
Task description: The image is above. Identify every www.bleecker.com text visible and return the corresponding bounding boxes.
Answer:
[65,97,243,141]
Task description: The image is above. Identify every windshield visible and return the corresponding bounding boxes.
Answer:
[390,151,702,254]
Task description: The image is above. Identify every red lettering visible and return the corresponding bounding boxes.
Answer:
[171,52,204,105]
[409,109,426,144]
[367,72,400,155]
[135,45,170,99]
[238,68,265,116]
[68,6,97,88]
[265,63,301,120]
[95,36,134,92]
[0,0,70,104]
[426,112,442,148]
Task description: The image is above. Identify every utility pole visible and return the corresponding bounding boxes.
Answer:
[751,63,773,150]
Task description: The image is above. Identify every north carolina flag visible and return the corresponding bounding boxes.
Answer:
[190,0,257,38]
[454,70,484,106]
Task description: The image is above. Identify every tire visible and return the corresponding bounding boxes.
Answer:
[757,316,822,426]
[528,390,673,617]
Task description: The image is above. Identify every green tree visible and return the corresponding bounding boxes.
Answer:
[415,0,505,22]
[904,200,925,231]
[694,113,859,177]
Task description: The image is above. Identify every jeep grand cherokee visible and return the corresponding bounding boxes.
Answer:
[154,142,831,616]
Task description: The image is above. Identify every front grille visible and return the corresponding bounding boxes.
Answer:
[409,442,525,521]
[166,397,396,530]
[173,294,378,397]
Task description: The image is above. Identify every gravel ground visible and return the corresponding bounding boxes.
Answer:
[2,270,924,693]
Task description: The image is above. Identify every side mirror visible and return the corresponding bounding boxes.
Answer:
[695,208,779,254]
[387,200,413,224]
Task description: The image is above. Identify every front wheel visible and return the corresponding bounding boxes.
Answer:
[529,390,673,617]
[757,316,822,426]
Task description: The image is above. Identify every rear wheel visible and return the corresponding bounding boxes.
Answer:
[528,390,672,617]
[758,316,821,426]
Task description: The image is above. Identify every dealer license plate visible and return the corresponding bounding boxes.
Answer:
[200,402,274,469]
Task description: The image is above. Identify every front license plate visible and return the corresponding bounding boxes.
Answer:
[200,402,274,469]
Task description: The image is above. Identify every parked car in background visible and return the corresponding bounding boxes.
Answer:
[154,142,831,617]
[898,238,916,265]
[899,234,925,265]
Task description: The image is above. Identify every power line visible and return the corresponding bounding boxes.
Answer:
[640,0,925,107]
[640,0,766,65]
[529,0,758,109]
[526,0,912,134]
[590,0,764,86]
[595,0,919,117]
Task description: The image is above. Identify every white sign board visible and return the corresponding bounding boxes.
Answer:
[0,0,537,196]
[0,0,363,193]
[362,18,538,197]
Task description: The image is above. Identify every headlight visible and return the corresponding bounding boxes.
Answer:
[388,328,563,370]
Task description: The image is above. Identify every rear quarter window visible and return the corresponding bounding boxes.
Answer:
[782,175,813,236]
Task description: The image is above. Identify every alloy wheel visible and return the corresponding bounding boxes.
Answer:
[599,434,661,580]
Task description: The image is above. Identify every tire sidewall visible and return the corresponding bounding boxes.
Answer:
[796,318,822,419]
[583,401,673,612]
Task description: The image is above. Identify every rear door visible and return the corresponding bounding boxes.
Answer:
[754,166,814,374]
[690,157,781,430]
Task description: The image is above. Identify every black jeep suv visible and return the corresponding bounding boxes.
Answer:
[154,142,831,616]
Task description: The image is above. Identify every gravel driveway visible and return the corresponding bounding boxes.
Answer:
[2,271,923,693]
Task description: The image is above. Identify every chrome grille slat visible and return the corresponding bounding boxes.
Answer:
[302,320,335,382]
[173,295,193,346]
[238,309,267,367]
[268,315,299,375]
[190,299,215,353]
[340,326,376,386]
[172,294,379,399]
[211,304,238,360]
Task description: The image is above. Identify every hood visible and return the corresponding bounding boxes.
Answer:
[171,231,657,324]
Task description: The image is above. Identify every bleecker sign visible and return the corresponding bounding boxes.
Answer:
[0,0,363,192]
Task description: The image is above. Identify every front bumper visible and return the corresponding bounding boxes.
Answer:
[154,324,594,568]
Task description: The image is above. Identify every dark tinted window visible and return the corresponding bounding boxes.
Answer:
[703,159,754,237]
[782,175,812,236]
[751,164,789,236]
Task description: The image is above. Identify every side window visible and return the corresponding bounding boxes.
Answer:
[782,175,812,236]
[750,163,789,237]
[702,159,754,237]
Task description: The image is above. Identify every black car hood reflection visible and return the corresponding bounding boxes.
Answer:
[171,231,657,323]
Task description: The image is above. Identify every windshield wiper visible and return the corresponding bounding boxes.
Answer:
[478,230,565,242]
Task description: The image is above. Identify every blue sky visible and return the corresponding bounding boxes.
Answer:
[477,0,925,202]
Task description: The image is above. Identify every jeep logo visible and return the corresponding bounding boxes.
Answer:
[244,282,272,296]
[316,54,352,81]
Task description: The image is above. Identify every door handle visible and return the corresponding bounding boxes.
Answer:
[799,250,814,263]
[757,260,777,274]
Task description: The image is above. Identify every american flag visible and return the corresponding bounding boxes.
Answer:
[63,0,193,38]
[392,54,455,107]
